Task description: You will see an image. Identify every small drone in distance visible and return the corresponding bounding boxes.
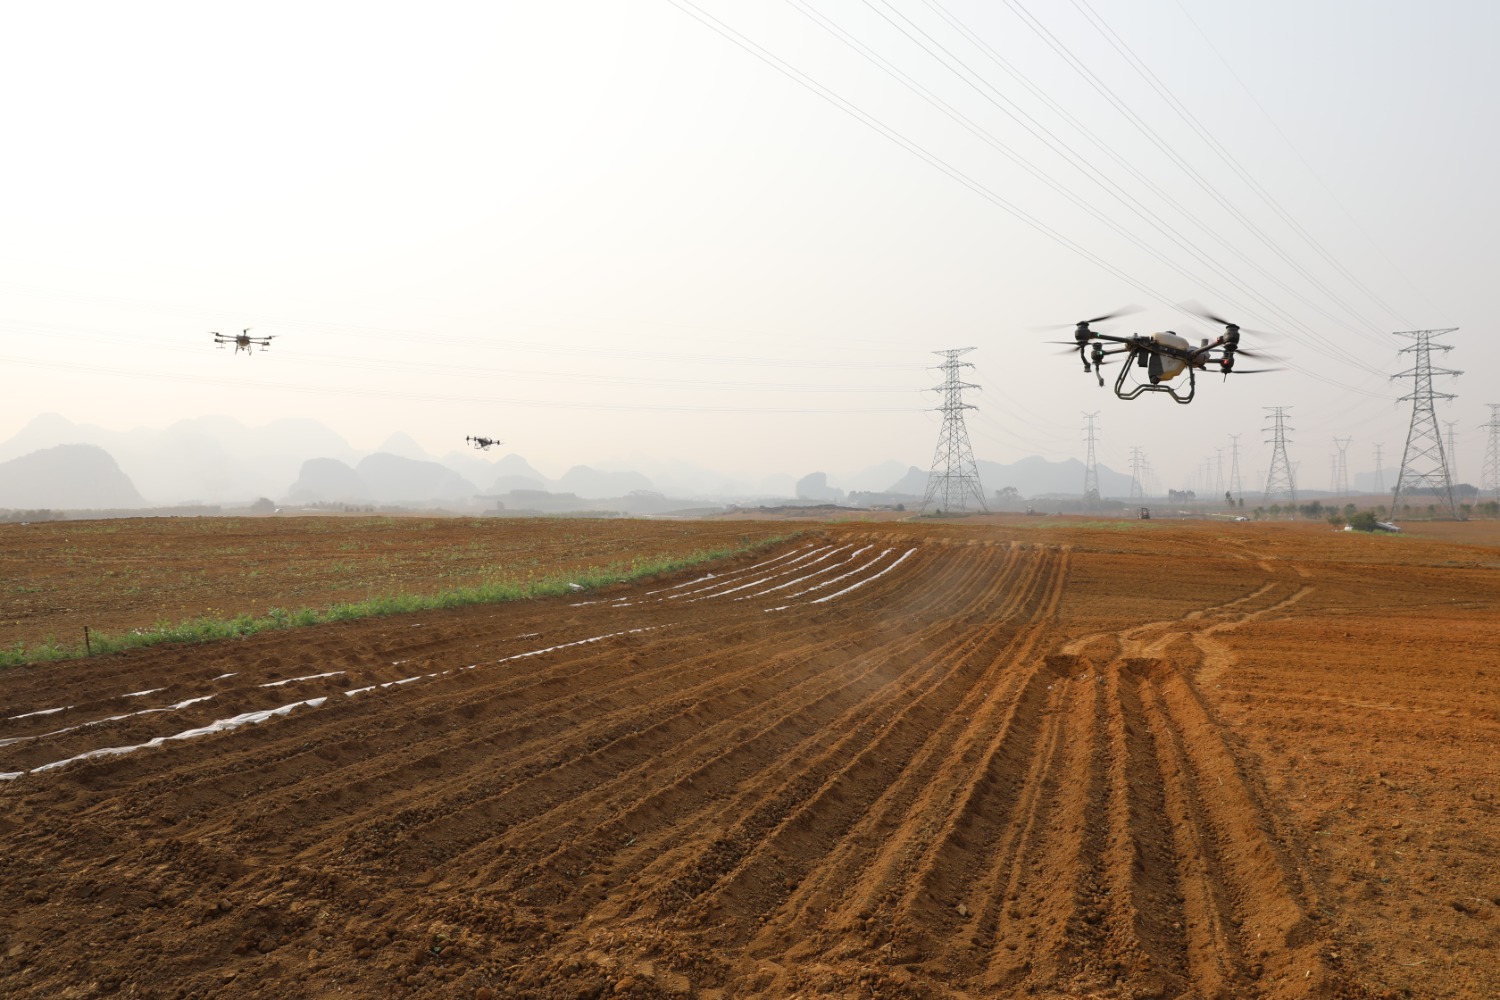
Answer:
[466,436,503,451]
[212,328,274,355]
[1048,306,1278,404]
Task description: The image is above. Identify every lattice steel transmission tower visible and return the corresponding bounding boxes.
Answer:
[1481,404,1500,504]
[1390,328,1462,520]
[1372,444,1386,495]
[1262,407,1297,505]
[1333,437,1352,497]
[1228,434,1243,501]
[1081,412,1101,505]
[921,348,988,514]
[1445,421,1461,487]
[1128,446,1145,500]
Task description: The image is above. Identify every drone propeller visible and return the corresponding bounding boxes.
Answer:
[1232,347,1287,361]
[1180,302,1286,342]
[1079,305,1141,326]
[1222,366,1283,375]
[1032,304,1141,332]
[1182,303,1236,328]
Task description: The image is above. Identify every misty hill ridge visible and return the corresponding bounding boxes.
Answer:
[3,413,1142,509]
[0,413,361,504]
[0,444,145,509]
[357,454,479,504]
[286,458,372,505]
[885,456,1134,498]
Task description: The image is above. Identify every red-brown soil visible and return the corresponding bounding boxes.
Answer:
[0,517,793,653]
[1,516,1496,999]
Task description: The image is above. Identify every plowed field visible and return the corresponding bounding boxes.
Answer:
[2,517,1497,999]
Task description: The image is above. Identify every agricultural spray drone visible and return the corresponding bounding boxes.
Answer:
[212,329,274,355]
[1048,306,1278,404]
[466,436,503,451]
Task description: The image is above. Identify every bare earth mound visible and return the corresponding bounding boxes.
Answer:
[1,516,1496,998]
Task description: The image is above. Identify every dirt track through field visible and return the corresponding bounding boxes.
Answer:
[4,522,1494,998]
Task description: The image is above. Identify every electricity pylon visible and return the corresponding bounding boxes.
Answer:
[1129,446,1145,500]
[1445,420,1460,488]
[1333,437,1352,497]
[1228,434,1243,501]
[921,348,988,514]
[1390,328,1461,520]
[1481,404,1500,504]
[1262,406,1296,505]
[1372,444,1386,495]
[1082,412,1101,506]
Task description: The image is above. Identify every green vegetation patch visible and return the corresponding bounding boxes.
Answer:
[1,534,799,668]
[1047,520,1158,532]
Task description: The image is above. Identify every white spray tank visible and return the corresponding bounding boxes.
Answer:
[1147,331,1189,381]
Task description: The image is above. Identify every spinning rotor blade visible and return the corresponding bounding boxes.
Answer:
[1182,302,1235,328]
[1030,304,1141,331]
[1229,347,1290,365]
[1222,366,1283,375]
[1181,302,1283,341]
[1080,305,1141,325]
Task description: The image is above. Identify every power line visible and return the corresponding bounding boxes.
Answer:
[0,307,924,372]
[869,0,1397,380]
[1169,0,1430,327]
[0,354,926,415]
[1004,0,1391,349]
[660,0,1198,317]
[1069,0,1400,342]
[673,0,1399,398]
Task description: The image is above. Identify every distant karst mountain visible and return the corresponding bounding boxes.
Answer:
[374,431,429,461]
[557,465,654,498]
[795,472,844,502]
[1,412,1148,513]
[356,454,480,504]
[0,444,145,509]
[0,413,362,504]
[285,458,373,505]
[886,457,1136,499]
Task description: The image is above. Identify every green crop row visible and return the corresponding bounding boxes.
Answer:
[1,533,799,668]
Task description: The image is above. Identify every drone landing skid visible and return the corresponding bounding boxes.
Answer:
[1113,355,1196,404]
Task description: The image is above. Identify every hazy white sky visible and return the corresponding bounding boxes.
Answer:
[3,0,1496,491]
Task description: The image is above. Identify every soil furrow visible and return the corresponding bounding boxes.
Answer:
[738,546,1060,945]
[7,516,1473,999]
[620,548,1051,930]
